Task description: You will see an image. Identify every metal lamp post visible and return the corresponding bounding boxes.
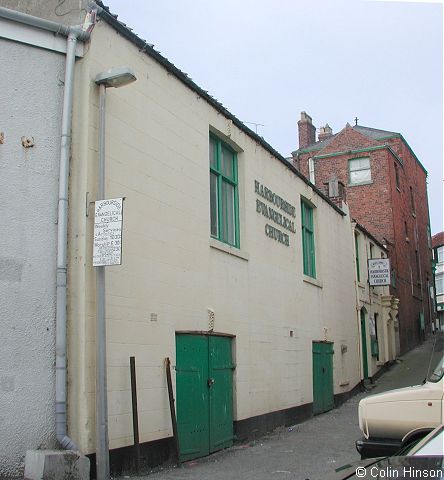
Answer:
[94,66,136,480]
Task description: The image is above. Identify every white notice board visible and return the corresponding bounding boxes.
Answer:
[368,258,390,286]
[93,198,123,267]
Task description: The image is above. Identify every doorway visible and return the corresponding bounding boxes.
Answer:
[360,308,369,379]
[175,334,234,462]
[312,341,334,414]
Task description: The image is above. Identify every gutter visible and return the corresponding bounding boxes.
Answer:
[0,6,90,42]
[0,6,92,451]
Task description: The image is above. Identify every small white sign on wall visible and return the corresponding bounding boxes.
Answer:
[93,198,123,267]
[368,258,391,286]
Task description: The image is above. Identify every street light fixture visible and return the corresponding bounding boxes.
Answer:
[94,66,136,480]
[95,66,137,89]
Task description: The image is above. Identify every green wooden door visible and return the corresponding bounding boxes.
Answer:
[176,334,210,462]
[312,342,334,415]
[176,334,233,462]
[360,310,369,379]
[209,336,234,453]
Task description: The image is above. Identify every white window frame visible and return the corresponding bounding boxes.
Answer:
[349,157,371,185]
[308,157,315,184]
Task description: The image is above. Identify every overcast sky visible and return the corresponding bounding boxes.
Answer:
[105,0,443,234]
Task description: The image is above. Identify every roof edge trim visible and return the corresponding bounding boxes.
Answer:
[376,134,428,175]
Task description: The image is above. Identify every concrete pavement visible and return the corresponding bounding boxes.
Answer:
[114,335,438,480]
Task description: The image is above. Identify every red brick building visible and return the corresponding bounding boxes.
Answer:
[292,112,434,353]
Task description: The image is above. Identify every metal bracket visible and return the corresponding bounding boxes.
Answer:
[86,192,96,217]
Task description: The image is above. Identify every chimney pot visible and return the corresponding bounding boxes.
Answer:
[318,123,333,142]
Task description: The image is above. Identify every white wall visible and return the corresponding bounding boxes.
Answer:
[354,229,395,377]
[0,37,65,478]
[68,21,361,453]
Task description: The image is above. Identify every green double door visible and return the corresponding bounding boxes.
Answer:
[175,334,234,462]
[312,341,334,415]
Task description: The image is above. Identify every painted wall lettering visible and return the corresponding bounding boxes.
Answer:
[255,180,296,247]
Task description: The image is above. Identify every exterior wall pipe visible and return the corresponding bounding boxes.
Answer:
[55,30,79,451]
[0,6,89,42]
[0,6,91,451]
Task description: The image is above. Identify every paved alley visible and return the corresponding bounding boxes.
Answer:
[115,336,438,480]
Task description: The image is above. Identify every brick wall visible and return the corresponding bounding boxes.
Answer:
[295,127,433,353]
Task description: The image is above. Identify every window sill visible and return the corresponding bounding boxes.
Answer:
[347,181,373,187]
[303,275,323,288]
[209,238,249,261]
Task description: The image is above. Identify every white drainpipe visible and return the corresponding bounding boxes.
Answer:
[0,6,91,450]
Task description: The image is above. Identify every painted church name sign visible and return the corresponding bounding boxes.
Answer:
[255,180,296,247]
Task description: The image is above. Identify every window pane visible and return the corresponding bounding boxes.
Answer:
[308,157,315,184]
[221,181,235,245]
[306,204,313,230]
[438,247,444,263]
[301,201,313,230]
[436,275,444,295]
[221,146,234,179]
[210,172,218,237]
[209,134,239,247]
[350,158,370,171]
[209,137,217,169]
[349,158,371,184]
[350,169,371,184]
[301,201,315,278]
[307,231,315,276]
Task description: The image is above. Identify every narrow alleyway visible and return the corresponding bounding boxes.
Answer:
[115,337,437,480]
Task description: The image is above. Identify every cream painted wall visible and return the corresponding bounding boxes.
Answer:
[354,228,397,378]
[68,20,360,454]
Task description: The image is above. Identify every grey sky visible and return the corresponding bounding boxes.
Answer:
[104,0,443,234]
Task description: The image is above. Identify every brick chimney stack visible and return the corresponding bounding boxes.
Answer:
[318,124,333,142]
[298,112,316,149]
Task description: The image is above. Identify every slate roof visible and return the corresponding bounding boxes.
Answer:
[295,123,427,174]
[295,125,399,154]
[353,125,399,140]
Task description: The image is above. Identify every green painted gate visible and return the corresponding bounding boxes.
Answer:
[312,341,334,415]
[176,334,234,462]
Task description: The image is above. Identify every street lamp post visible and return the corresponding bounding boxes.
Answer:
[94,66,136,480]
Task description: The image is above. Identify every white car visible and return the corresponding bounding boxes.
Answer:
[331,425,444,479]
[356,334,444,459]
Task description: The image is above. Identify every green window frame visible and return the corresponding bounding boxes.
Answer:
[209,133,239,247]
[355,232,361,282]
[301,200,316,278]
